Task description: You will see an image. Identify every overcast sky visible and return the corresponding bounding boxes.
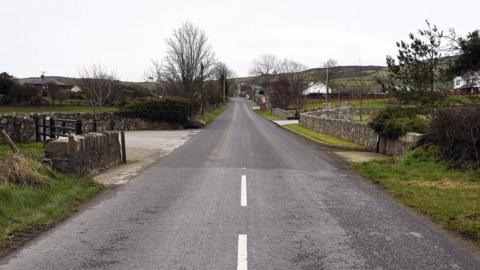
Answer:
[1,0,479,81]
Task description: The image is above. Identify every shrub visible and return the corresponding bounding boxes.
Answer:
[369,107,428,140]
[0,84,40,105]
[431,105,480,169]
[118,97,200,126]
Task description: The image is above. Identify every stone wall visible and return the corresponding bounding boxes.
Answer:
[308,107,382,120]
[0,112,175,143]
[0,115,35,144]
[300,113,378,150]
[45,132,122,175]
[378,132,423,157]
[271,108,297,119]
[300,111,422,155]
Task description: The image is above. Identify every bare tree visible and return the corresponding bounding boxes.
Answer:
[323,58,337,103]
[351,77,371,121]
[45,82,66,105]
[78,64,119,112]
[250,54,278,76]
[145,59,169,97]
[214,62,236,103]
[163,22,216,101]
[270,59,307,109]
[249,54,279,91]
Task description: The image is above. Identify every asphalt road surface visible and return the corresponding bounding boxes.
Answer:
[1,98,480,270]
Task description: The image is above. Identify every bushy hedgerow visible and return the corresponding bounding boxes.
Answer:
[369,107,428,140]
[117,97,200,126]
[431,105,480,169]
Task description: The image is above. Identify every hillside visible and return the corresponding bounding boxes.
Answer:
[234,65,387,93]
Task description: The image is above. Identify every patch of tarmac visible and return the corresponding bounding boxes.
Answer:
[95,130,200,186]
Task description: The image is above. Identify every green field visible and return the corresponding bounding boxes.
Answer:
[352,147,480,246]
[304,98,393,111]
[0,144,104,248]
[0,106,117,114]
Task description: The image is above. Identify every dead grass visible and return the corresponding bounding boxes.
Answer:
[0,154,45,187]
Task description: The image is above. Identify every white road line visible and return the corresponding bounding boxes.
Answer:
[241,175,247,207]
[237,234,248,270]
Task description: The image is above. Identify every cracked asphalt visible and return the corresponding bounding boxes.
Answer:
[1,98,480,269]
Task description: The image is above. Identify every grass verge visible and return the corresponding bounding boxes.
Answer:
[201,104,227,125]
[283,124,364,149]
[254,109,280,121]
[0,143,104,248]
[351,147,480,246]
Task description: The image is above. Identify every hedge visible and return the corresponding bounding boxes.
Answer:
[117,97,200,126]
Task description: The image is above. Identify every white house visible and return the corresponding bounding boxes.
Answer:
[70,85,82,93]
[303,81,332,95]
[453,72,480,92]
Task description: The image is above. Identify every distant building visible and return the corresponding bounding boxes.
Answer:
[238,83,263,99]
[303,82,332,96]
[70,85,82,93]
[22,75,67,96]
[453,72,480,93]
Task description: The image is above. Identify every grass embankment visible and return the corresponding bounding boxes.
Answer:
[352,147,480,246]
[253,108,363,149]
[0,106,117,114]
[284,124,363,149]
[254,109,280,121]
[201,104,227,125]
[0,143,103,247]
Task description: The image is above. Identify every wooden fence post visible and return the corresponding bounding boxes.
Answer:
[49,118,56,139]
[120,131,126,163]
[34,117,40,142]
[42,118,47,142]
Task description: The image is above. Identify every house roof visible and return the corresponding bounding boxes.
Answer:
[22,77,66,86]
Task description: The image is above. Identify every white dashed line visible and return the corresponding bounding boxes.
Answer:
[241,175,247,207]
[237,234,248,270]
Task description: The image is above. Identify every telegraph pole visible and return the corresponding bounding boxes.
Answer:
[325,65,329,104]
[223,74,226,104]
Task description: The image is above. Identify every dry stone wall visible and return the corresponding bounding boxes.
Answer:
[271,108,296,119]
[300,113,378,150]
[300,110,422,156]
[45,131,122,175]
[307,107,382,120]
[0,112,176,143]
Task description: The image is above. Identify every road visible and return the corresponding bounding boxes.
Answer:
[1,98,479,269]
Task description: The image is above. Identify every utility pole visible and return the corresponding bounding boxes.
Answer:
[325,65,329,104]
[223,74,226,104]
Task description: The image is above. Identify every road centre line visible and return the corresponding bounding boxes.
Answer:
[241,175,247,207]
[237,234,248,270]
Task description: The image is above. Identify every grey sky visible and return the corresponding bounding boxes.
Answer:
[1,0,479,81]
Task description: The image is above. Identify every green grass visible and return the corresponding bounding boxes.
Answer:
[0,144,104,246]
[304,98,393,111]
[351,147,480,246]
[254,109,280,121]
[0,106,117,114]
[352,114,372,122]
[283,124,363,149]
[201,104,227,125]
